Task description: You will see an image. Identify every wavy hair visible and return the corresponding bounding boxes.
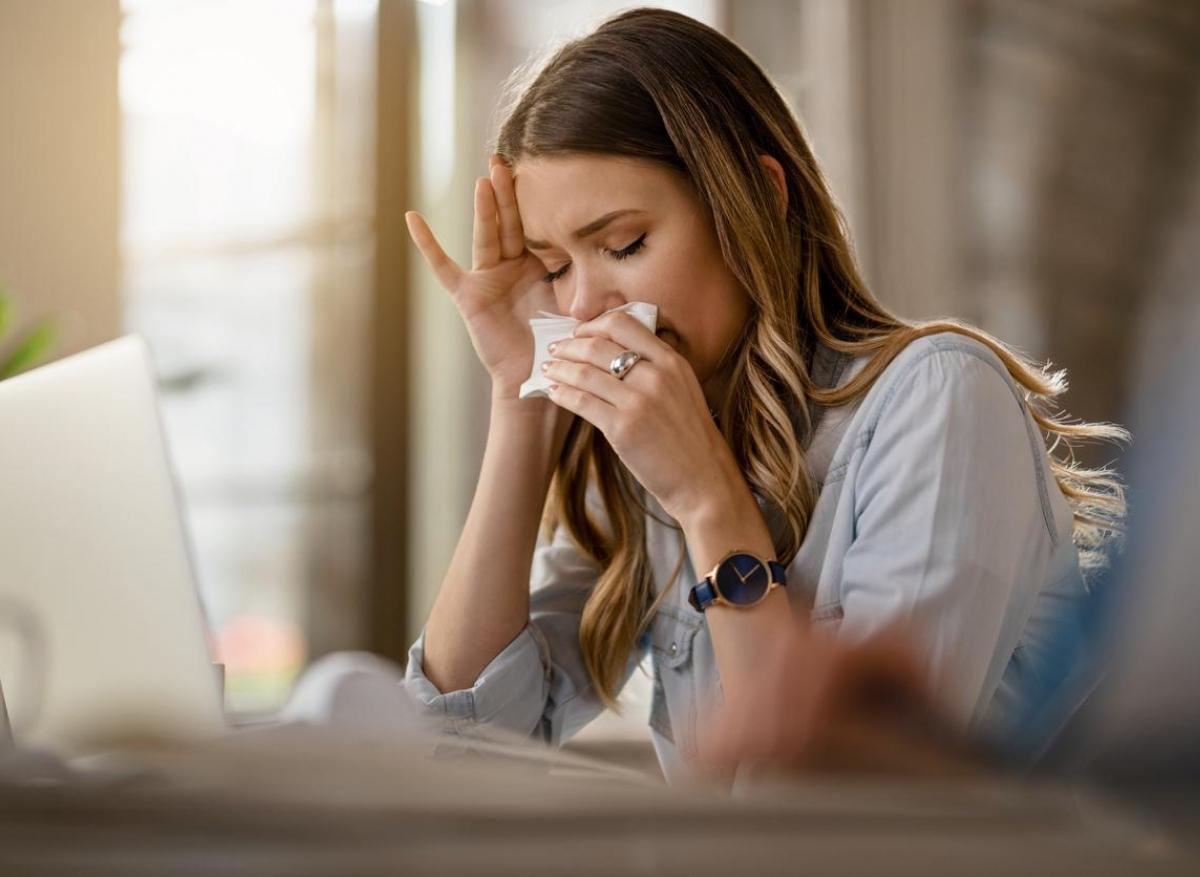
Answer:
[494,8,1127,708]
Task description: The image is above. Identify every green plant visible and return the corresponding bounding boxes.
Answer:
[0,285,57,380]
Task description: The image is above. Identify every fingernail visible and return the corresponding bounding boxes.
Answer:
[548,384,558,393]
[540,361,551,373]
[547,342,557,354]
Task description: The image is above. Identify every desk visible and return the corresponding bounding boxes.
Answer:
[1,724,1196,875]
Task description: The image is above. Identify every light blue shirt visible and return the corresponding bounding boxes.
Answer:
[403,332,1088,783]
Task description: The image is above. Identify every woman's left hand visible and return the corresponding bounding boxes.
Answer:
[542,311,737,522]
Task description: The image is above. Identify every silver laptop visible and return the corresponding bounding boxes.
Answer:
[0,335,226,755]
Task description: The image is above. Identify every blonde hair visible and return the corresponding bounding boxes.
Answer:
[495,8,1127,707]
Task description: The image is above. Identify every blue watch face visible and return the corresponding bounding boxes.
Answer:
[715,553,770,605]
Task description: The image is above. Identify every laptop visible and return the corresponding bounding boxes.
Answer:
[0,335,226,755]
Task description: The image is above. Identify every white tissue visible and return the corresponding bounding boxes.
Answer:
[518,302,658,400]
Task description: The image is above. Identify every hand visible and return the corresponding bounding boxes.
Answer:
[405,155,559,400]
[541,310,737,521]
[696,623,983,779]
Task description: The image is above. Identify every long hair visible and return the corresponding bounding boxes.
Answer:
[494,8,1127,708]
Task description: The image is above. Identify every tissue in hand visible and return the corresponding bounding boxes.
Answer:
[518,302,658,400]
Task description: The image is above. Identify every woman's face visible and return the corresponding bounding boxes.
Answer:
[513,154,751,395]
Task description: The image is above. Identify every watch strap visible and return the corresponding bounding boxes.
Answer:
[687,577,718,612]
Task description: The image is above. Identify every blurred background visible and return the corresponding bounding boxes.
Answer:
[0,0,1196,731]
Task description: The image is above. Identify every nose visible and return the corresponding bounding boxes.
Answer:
[567,265,626,322]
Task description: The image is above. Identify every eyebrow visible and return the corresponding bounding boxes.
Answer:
[524,209,647,251]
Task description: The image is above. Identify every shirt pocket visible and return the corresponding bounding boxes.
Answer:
[648,607,702,746]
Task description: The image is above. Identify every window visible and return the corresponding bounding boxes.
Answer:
[119,0,378,713]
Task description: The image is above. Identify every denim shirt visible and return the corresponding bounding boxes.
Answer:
[403,332,1087,783]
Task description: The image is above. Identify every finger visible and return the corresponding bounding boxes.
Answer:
[489,156,526,261]
[544,335,627,371]
[545,381,615,433]
[574,311,674,362]
[405,211,464,293]
[472,176,502,270]
[542,358,638,408]
[555,339,667,401]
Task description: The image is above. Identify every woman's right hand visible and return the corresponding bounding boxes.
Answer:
[405,155,559,401]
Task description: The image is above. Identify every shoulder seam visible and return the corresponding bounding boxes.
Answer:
[863,338,1019,442]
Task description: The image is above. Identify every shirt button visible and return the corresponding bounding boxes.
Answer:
[669,642,678,656]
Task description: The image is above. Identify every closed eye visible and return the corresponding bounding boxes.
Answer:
[542,233,648,284]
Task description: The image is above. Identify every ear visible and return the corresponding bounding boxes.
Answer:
[758,154,788,217]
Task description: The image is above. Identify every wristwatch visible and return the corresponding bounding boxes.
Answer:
[688,550,788,612]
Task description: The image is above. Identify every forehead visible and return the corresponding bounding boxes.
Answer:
[513,154,688,236]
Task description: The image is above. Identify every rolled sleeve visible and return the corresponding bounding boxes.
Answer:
[403,623,549,733]
[838,339,1054,725]
[402,491,636,745]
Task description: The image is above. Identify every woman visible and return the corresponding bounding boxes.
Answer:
[401,8,1125,782]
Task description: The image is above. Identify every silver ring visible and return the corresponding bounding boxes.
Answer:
[608,350,641,380]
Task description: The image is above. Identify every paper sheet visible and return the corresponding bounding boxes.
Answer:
[518,302,658,399]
